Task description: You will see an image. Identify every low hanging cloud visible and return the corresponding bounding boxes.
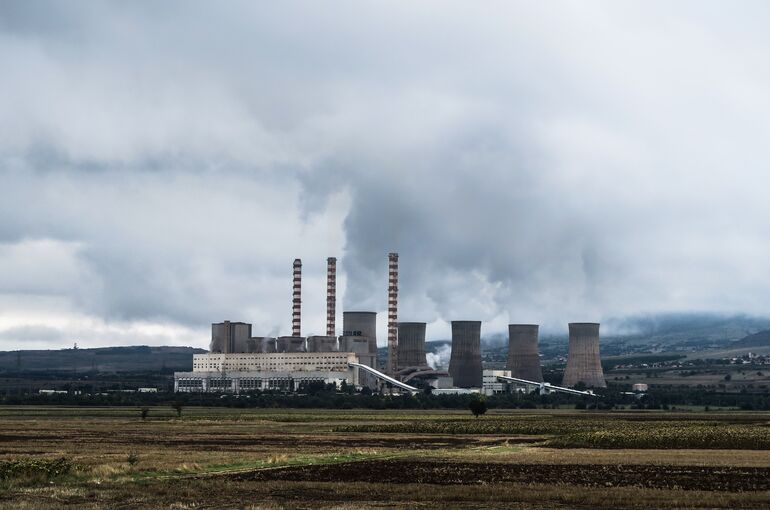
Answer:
[2,1,770,349]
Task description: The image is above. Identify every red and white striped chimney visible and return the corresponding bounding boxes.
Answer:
[326,257,336,337]
[387,252,398,374]
[292,259,302,337]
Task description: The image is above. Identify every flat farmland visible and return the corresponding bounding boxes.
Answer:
[0,407,768,509]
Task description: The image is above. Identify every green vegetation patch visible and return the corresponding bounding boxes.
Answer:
[0,457,73,483]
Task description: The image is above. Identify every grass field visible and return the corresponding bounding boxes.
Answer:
[0,407,768,508]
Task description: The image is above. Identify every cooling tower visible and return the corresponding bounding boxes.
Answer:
[562,323,607,388]
[448,321,483,388]
[397,322,427,368]
[276,336,306,353]
[306,335,339,352]
[343,311,377,354]
[506,324,543,382]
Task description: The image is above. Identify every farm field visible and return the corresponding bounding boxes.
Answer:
[0,407,768,508]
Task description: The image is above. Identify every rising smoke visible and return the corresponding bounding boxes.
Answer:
[426,344,452,370]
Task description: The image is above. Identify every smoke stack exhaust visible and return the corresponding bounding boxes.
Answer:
[387,252,399,374]
[326,257,336,336]
[292,259,302,337]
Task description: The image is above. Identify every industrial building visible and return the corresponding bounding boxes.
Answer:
[340,311,378,384]
[482,369,512,395]
[306,335,338,352]
[175,253,608,394]
[276,336,306,353]
[506,324,543,382]
[209,321,252,354]
[175,352,361,392]
[562,322,607,388]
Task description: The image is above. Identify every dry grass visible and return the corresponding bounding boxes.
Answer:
[0,407,768,508]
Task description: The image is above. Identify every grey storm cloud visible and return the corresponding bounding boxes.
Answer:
[2,1,770,348]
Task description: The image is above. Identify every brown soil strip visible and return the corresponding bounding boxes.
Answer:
[232,459,770,492]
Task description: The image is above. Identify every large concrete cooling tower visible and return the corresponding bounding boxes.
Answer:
[343,311,377,355]
[506,324,543,382]
[397,322,428,368]
[562,323,607,388]
[448,321,483,388]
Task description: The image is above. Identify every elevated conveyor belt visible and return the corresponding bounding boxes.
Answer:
[496,375,598,397]
[349,362,418,392]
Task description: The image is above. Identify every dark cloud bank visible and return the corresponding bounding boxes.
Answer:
[2,1,770,348]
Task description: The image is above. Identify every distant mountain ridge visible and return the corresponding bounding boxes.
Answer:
[0,346,205,373]
[732,330,770,348]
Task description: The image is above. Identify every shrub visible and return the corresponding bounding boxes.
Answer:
[469,397,487,418]
[0,458,72,484]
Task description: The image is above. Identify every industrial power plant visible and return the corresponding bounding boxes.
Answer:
[174,254,606,395]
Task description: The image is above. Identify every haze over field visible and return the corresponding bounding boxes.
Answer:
[3,1,770,349]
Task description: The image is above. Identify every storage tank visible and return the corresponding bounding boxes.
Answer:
[562,323,606,388]
[506,324,543,382]
[448,321,483,388]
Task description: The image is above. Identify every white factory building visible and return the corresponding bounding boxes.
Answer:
[175,352,363,393]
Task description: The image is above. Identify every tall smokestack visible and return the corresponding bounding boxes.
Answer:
[387,252,399,374]
[326,257,336,336]
[292,259,302,337]
[562,323,607,388]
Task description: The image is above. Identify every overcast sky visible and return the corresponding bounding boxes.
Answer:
[2,1,770,350]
